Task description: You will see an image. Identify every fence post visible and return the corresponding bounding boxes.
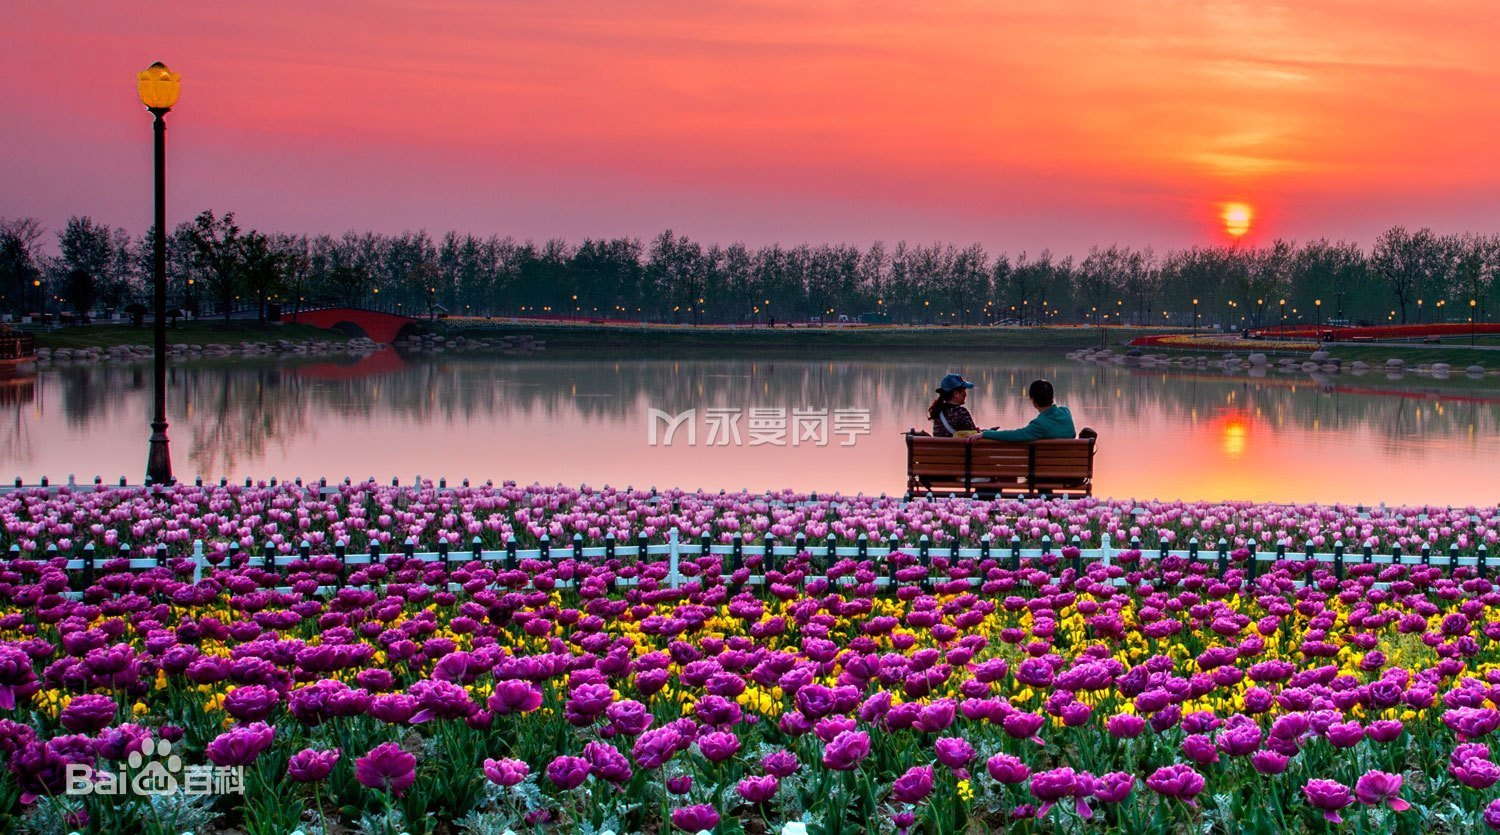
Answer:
[700,532,713,567]
[827,534,839,575]
[438,539,450,572]
[1071,535,1083,575]
[764,533,777,573]
[1333,540,1344,581]
[155,543,167,571]
[1188,537,1199,563]
[119,542,131,570]
[794,534,807,567]
[918,535,931,570]
[369,539,382,570]
[574,533,586,563]
[1216,538,1228,576]
[83,542,96,588]
[192,540,205,584]
[1275,541,1286,566]
[636,531,649,568]
[668,528,681,589]
[886,533,900,586]
[471,536,483,565]
[335,539,347,587]
[299,539,312,563]
[403,537,416,562]
[1421,543,1431,568]
[1450,543,1461,577]
[1099,533,1112,570]
[858,533,870,563]
[1010,535,1021,572]
[605,533,616,562]
[731,534,744,572]
[505,537,518,572]
[1480,545,1489,580]
[539,534,550,561]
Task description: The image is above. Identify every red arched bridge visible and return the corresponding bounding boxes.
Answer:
[287,307,420,344]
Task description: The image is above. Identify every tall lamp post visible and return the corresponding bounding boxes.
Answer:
[1192,298,1199,335]
[138,62,180,486]
[1473,299,1479,346]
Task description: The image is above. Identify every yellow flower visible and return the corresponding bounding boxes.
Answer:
[958,779,974,801]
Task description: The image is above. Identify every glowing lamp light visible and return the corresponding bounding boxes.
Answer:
[137,62,181,112]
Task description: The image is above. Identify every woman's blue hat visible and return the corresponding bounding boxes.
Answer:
[938,374,975,392]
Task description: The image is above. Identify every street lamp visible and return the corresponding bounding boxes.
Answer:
[31,279,40,319]
[1279,298,1286,331]
[1192,298,1199,335]
[138,61,180,486]
[428,286,437,321]
[1473,299,1479,345]
[1315,298,1322,335]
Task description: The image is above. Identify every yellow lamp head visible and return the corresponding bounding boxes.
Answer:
[137,62,181,112]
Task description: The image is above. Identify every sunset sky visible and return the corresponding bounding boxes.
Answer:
[4,1,1499,257]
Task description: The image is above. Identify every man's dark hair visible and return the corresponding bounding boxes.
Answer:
[1028,379,1055,407]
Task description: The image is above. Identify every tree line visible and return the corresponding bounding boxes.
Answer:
[2,213,1498,327]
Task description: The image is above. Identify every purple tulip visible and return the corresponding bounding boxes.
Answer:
[737,774,779,804]
[697,730,741,763]
[546,755,592,790]
[59,694,117,735]
[1093,772,1134,804]
[1003,711,1046,745]
[891,765,935,804]
[1250,749,1289,775]
[1146,765,1205,806]
[934,737,975,770]
[761,749,800,777]
[583,742,633,785]
[287,748,341,783]
[1354,771,1409,812]
[483,757,530,787]
[1031,767,1092,819]
[355,742,417,796]
[1106,713,1145,738]
[671,804,720,832]
[205,722,276,767]
[223,684,281,723]
[1485,798,1500,832]
[822,730,871,771]
[488,679,544,715]
[633,727,682,770]
[986,753,1031,784]
[667,774,694,795]
[1450,756,1500,789]
[1302,778,1353,824]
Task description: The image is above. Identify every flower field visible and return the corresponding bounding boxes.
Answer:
[1,482,1500,833]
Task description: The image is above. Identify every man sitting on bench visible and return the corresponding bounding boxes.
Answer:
[980,379,1075,442]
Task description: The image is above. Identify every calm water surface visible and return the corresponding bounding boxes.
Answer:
[7,351,1500,506]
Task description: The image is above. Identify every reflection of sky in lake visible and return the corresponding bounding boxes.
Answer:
[6,352,1500,507]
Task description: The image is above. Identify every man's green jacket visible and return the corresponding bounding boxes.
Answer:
[980,405,1076,442]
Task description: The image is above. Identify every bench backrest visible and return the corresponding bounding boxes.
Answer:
[905,429,1097,497]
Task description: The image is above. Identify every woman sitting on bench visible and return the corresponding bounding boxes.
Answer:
[928,374,983,437]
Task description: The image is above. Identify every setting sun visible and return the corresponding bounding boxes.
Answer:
[1222,203,1253,237]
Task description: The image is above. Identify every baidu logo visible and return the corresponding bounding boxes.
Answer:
[66,738,243,797]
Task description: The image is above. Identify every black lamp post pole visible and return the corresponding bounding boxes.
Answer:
[146,109,174,486]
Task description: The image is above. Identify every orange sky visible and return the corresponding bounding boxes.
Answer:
[3,1,1499,254]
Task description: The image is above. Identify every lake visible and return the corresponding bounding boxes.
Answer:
[6,350,1500,506]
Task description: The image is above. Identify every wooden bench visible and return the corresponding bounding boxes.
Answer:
[904,428,1097,499]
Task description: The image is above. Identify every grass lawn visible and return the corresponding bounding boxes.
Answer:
[36,321,352,350]
[438,320,1163,354]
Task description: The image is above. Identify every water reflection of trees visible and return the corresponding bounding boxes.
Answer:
[26,354,1500,470]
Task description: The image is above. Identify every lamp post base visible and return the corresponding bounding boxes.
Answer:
[146,421,174,486]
